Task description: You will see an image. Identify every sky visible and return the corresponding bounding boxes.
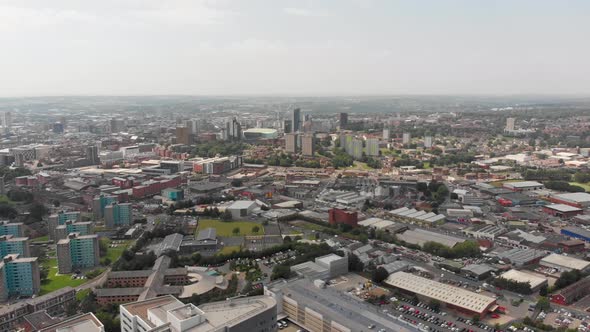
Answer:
[1,0,589,97]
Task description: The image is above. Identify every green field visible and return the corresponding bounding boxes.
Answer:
[422,162,431,169]
[570,182,590,192]
[0,195,13,205]
[102,239,133,264]
[196,219,263,237]
[218,245,241,255]
[32,235,49,242]
[40,258,87,295]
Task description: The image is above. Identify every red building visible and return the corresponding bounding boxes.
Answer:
[542,204,583,219]
[551,277,590,305]
[328,208,358,227]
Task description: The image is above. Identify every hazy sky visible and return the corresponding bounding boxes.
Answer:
[1,0,589,97]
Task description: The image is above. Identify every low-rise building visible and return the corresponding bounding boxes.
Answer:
[120,294,277,332]
[542,204,583,218]
[499,269,548,291]
[539,253,590,273]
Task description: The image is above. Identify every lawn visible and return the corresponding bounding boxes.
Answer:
[218,245,241,255]
[196,219,264,237]
[39,258,87,295]
[101,239,134,264]
[422,162,431,169]
[32,235,49,242]
[0,195,13,205]
[570,182,590,192]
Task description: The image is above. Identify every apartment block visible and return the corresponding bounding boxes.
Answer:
[104,203,133,229]
[0,221,24,238]
[0,235,30,257]
[48,211,81,241]
[92,195,117,219]
[54,221,93,241]
[57,233,100,274]
[0,254,40,300]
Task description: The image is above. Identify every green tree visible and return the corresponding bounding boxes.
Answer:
[252,226,260,233]
[232,227,240,236]
[536,297,551,311]
[221,209,233,221]
[372,267,389,283]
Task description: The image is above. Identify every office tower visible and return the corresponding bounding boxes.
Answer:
[55,221,93,241]
[110,118,124,133]
[0,235,30,257]
[0,221,24,237]
[402,132,411,145]
[302,134,315,156]
[283,119,292,133]
[339,112,348,128]
[175,126,193,145]
[86,145,99,165]
[57,233,100,274]
[92,195,117,219]
[365,138,380,156]
[225,117,242,141]
[506,117,516,131]
[120,294,277,332]
[285,133,298,153]
[104,203,133,229]
[0,254,40,300]
[383,128,390,140]
[48,211,81,241]
[292,108,301,132]
[351,139,364,159]
[424,135,433,148]
[2,112,11,135]
[185,119,199,134]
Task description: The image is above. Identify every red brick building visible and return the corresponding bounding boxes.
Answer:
[328,208,358,227]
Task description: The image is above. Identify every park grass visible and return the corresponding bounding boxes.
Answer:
[0,195,13,205]
[39,258,86,295]
[218,245,241,255]
[196,219,264,237]
[32,235,49,242]
[570,182,590,192]
[76,289,90,301]
[422,162,431,169]
[101,239,133,264]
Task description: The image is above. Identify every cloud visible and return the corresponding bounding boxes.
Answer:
[283,7,327,17]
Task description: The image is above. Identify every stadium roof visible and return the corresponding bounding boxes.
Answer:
[385,272,496,314]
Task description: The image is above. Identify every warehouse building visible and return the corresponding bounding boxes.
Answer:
[561,226,590,243]
[397,229,465,248]
[499,269,547,291]
[385,272,497,318]
[503,181,544,192]
[497,248,548,267]
[549,193,590,209]
[542,204,583,219]
[539,253,590,273]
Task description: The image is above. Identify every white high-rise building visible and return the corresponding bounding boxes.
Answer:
[383,128,390,140]
[402,132,411,145]
[506,117,516,131]
[2,112,11,134]
[424,135,433,148]
[365,138,380,156]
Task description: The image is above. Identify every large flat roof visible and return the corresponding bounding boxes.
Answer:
[553,192,590,203]
[397,229,464,248]
[500,269,547,289]
[544,204,582,213]
[385,272,496,314]
[540,253,590,271]
[504,181,544,188]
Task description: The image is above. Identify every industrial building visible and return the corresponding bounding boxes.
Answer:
[549,192,590,209]
[328,208,358,227]
[542,204,583,218]
[539,253,590,273]
[226,200,257,219]
[561,226,590,243]
[120,294,277,332]
[291,254,348,280]
[385,272,497,318]
[503,181,544,192]
[389,207,446,226]
[499,269,547,291]
[397,229,465,248]
[496,248,548,267]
